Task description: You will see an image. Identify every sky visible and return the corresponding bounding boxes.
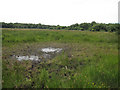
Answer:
[0,0,119,26]
[118,1,120,23]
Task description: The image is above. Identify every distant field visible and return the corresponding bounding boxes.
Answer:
[2,28,118,88]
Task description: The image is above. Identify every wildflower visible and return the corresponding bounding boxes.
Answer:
[92,82,96,85]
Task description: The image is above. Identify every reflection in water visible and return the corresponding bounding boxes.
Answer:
[15,55,39,61]
[41,47,62,53]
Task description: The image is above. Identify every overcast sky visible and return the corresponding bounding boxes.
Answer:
[0,0,119,26]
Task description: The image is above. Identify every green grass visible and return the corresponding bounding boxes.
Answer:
[2,29,118,88]
[2,29,117,46]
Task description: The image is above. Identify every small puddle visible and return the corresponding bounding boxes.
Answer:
[41,47,62,53]
[15,55,39,61]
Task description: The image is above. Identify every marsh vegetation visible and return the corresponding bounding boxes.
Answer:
[2,29,118,88]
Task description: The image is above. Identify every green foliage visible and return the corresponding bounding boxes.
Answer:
[1,22,119,32]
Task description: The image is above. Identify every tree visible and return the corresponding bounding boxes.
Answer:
[91,21,97,26]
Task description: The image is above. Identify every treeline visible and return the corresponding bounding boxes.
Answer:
[1,21,119,32]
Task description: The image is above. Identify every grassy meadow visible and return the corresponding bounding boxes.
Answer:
[2,28,118,88]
